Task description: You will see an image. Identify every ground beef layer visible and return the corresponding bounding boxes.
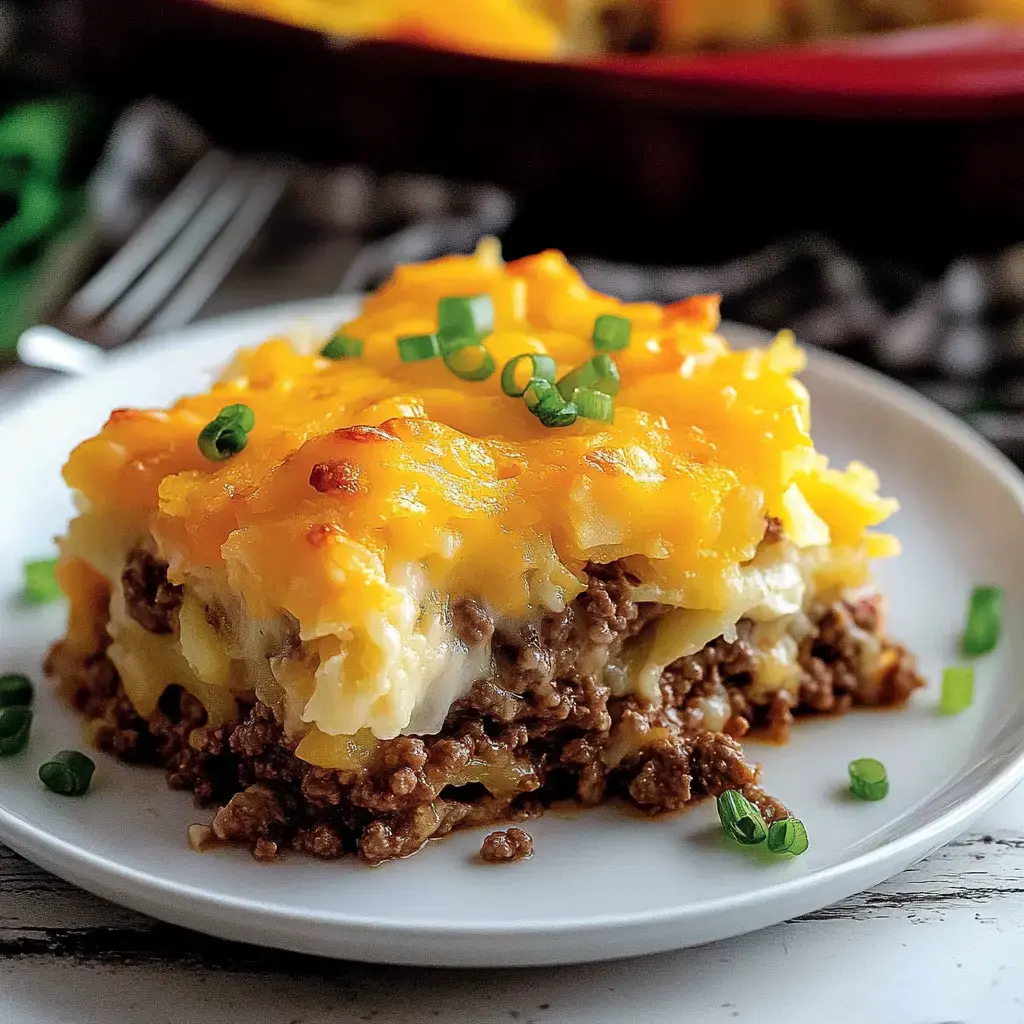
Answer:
[45,545,923,864]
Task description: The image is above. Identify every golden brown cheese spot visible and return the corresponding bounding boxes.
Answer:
[306,523,343,549]
[333,425,397,444]
[664,294,722,331]
[109,408,161,424]
[583,449,624,475]
[308,459,366,497]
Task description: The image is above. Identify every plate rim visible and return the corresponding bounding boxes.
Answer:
[3,298,1024,946]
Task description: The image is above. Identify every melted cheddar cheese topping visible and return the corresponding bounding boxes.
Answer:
[58,245,899,746]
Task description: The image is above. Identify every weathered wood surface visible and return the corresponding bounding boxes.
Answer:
[3,797,1024,1024]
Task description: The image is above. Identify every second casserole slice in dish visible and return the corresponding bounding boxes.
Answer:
[46,244,923,863]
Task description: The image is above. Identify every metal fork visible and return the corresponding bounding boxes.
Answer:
[17,150,288,377]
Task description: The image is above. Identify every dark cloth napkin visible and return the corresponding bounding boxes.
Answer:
[576,234,1024,465]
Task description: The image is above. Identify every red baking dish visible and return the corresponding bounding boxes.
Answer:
[182,3,1024,119]
[583,24,1024,117]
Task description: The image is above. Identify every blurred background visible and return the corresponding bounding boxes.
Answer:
[7,0,1024,458]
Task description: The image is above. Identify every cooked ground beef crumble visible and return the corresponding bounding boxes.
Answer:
[45,532,923,864]
[120,547,183,635]
[480,827,534,863]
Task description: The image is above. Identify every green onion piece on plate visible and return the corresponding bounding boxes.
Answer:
[0,673,32,707]
[39,750,95,796]
[443,343,496,382]
[962,585,1004,656]
[197,404,255,462]
[437,295,494,341]
[0,706,31,756]
[320,333,363,359]
[592,313,631,352]
[500,353,557,397]
[23,558,62,605]
[556,354,620,401]
[573,387,614,423]
[940,665,975,714]
[716,789,768,846]
[397,333,441,362]
[766,818,809,856]
[848,757,889,801]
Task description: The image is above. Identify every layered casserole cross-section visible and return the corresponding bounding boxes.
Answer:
[47,245,922,863]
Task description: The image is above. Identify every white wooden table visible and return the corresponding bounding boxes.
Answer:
[3,787,1022,1024]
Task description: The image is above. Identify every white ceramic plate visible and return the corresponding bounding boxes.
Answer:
[1,299,1024,968]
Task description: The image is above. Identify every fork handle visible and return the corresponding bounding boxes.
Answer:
[16,325,107,376]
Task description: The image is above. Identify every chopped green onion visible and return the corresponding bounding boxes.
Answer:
[397,333,441,362]
[320,333,363,359]
[962,585,1004,656]
[592,313,631,352]
[23,558,62,605]
[536,396,577,428]
[197,404,255,461]
[590,354,621,395]
[0,706,31,756]
[522,373,582,427]
[940,665,975,714]
[716,789,768,846]
[500,354,557,397]
[766,818,809,856]
[0,674,32,707]
[223,403,254,432]
[848,757,888,801]
[556,354,620,401]
[39,750,95,796]
[443,343,496,382]
[573,387,614,423]
[437,295,494,341]
[523,377,557,411]
[438,334,477,357]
